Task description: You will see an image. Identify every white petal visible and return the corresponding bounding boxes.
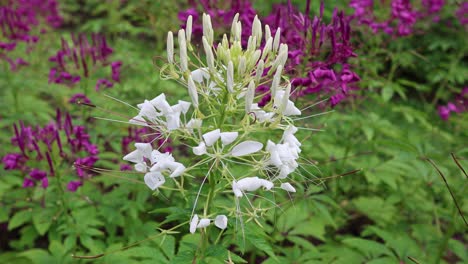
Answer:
[236,176,273,192]
[123,150,143,163]
[144,171,165,190]
[193,142,207,156]
[231,141,263,157]
[197,218,211,228]
[135,162,147,173]
[214,215,228,229]
[191,68,210,83]
[220,132,238,145]
[166,112,181,131]
[281,182,296,192]
[169,162,185,178]
[176,100,191,114]
[186,118,202,129]
[232,181,243,197]
[135,143,152,159]
[190,214,199,234]
[150,93,172,114]
[203,129,221,146]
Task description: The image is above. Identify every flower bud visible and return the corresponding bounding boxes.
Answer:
[187,75,199,107]
[265,25,271,42]
[273,27,281,52]
[271,65,283,97]
[262,37,272,60]
[178,29,188,72]
[203,14,214,45]
[245,80,255,113]
[167,31,174,64]
[238,56,246,76]
[227,61,234,93]
[231,13,240,42]
[202,36,215,72]
[252,15,262,47]
[236,21,242,43]
[215,215,228,229]
[281,82,292,113]
[255,62,264,86]
[186,15,193,44]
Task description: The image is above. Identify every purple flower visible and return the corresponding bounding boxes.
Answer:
[49,34,121,88]
[456,2,468,25]
[69,93,91,105]
[29,168,47,180]
[23,178,35,188]
[2,153,23,170]
[67,181,82,192]
[438,87,468,120]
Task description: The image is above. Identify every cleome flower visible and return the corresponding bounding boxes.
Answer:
[123,13,309,235]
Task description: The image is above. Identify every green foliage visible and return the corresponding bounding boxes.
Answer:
[1,1,467,263]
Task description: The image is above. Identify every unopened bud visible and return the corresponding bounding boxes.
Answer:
[178,29,188,72]
[167,31,174,64]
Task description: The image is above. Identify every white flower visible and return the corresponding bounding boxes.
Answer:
[231,141,263,157]
[190,214,199,234]
[232,176,274,197]
[215,215,228,229]
[274,90,301,116]
[144,171,165,190]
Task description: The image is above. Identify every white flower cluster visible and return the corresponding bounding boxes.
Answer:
[123,13,305,234]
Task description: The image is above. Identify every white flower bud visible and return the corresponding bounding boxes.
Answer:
[202,36,215,72]
[247,36,256,52]
[265,25,271,42]
[215,215,228,229]
[167,31,174,64]
[250,50,261,68]
[238,56,246,76]
[231,13,239,41]
[262,37,272,60]
[236,21,242,43]
[178,29,188,72]
[190,214,199,234]
[245,80,255,113]
[227,61,234,93]
[273,28,281,52]
[281,182,296,192]
[203,14,214,45]
[187,75,199,107]
[186,118,202,130]
[252,15,262,47]
[231,140,263,157]
[203,129,221,146]
[186,15,193,43]
[271,65,283,98]
[255,59,264,83]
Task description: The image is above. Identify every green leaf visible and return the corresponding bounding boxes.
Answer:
[32,208,54,235]
[342,238,394,259]
[8,210,32,230]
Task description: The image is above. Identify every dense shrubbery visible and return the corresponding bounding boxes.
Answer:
[0,1,466,263]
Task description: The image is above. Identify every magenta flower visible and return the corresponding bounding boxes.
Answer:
[69,93,92,104]
[48,33,122,92]
[66,181,82,192]
[438,87,468,120]
[2,109,99,191]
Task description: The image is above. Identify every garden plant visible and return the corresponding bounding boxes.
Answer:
[0,0,467,263]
